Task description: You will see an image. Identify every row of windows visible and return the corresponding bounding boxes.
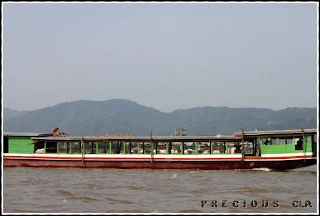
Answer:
[36,141,242,155]
[250,136,312,145]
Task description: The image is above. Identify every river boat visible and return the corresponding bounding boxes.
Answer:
[3,128,317,171]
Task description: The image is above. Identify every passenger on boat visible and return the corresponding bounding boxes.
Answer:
[295,138,303,150]
[256,143,261,156]
[235,144,241,153]
[35,148,45,154]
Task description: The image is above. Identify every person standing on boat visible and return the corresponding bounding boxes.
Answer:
[256,140,261,156]
[296,138,303,150]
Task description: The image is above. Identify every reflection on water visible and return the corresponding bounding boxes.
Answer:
[3,165,318,213]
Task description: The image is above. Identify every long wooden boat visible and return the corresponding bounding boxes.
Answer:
[3,128,317,171]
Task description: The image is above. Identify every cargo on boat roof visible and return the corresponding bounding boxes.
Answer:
[31,135,241,142]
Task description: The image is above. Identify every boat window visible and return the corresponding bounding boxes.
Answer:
[270,138,277,145]
[127,142,133,154]
[227,142,236,154]
[172,142,181,154]
[210,142,225,154]
[130,142,141,154]
[262,138,271,145]
[71,142,81,154]
[278,138,286,145]
[57,142,69,153]
[141,142,145,154]
[3,136,8,153]
[112,142,121,154]
[34,141,45,153]
[234,142,241,153]
[46,142,58,153]
[118,142,124,154]
[97,142,108,154]
[144,142,152,154]
[155,142,167,154]
[200,142,211,154]
[189,142,195,154]
[197,142,203,154]
[243,141,254,155]
[286,138,293,144]
[186,142,194,154]
[217,142,226,154]
[118,142,129,154]
[83,142,96,154]
[183,143,189,154]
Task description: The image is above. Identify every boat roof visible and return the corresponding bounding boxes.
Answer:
[6,128,317,140]
[3,132,53,137]
[233,128,317,137]
[31,135,242,142]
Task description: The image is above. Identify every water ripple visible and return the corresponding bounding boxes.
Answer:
[4,167,317,213]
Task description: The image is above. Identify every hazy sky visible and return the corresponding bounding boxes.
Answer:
[3,3,318,112]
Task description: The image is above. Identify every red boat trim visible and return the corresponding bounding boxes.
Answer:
[4,155,314,161]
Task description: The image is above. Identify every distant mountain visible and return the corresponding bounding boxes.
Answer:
[3,107,29,120]
[3,99,317,136]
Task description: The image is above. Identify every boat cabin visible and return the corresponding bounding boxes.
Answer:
[233,128,317,157]
[29,135,243,155]
[3,132,53,154]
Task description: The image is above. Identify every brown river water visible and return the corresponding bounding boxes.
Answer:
[3,165,318,214]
